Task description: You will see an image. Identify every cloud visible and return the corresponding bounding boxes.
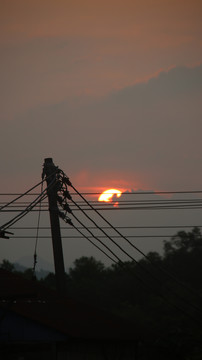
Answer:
[1,64,201,192]
[1,1,202,269]
[1,64,202,268]
[1,0,201,120]
[104,64,202,105]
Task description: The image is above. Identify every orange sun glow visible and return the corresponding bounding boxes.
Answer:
[98,189,122,202]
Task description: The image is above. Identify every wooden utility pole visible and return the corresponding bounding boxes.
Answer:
[43,158,66,296]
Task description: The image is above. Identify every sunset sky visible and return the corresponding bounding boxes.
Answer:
[0,1,202,267]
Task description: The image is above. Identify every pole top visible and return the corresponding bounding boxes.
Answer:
[43,158,56,178]
[44,158,53,164]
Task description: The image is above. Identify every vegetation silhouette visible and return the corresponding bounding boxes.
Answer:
[1,227,202,359]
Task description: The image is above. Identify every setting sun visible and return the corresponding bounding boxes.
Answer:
[98,189,122,202]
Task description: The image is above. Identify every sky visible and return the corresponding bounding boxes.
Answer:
[0,0,202,269]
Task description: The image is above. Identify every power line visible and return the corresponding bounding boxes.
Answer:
[61,211,186,315]
[68,180,202,315]
[71,213,119,264]
[1,198,202,204]
[9,225,202,230]
[0,169,58,212]
[1,194,47,231]
[70,197,145,264]
[1,166,202,322]
[1,191,202,213]
[71,183,196,265]
[58,172,170,295]
[71,190,202,195]
[1,204,202,212]
[3,198,201,205]
[0,179,56,232]
[5,235,198,239]
[57,183,161,294]
[54,169,202,321]
[67,220,202,321]
[1,190,202,196]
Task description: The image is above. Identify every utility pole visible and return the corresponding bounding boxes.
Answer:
[43,158,66,296]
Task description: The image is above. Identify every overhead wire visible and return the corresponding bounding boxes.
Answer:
[70,201,202,317]
[0,178,56,232]
[62,215,202,322]
[6,234,200,239]
[1,168,202,322]
[57,173,177,298]
[69,215,188,315]
[54,169,202,321]
[1,189,202,196]
[4,171,201,315]
[56,176,174,300]
[1,206,202,212]
[71,213,119,264]
[69,205,202,211]
[56,173,138,264]
[69,181,202,293]
[70,197,144,264]
[0,169,58,212]
[1,195,202,213]
[66,178,202,319]
[70,190,202,195]
[1,198,202,204]
[60,209,180,309]
[0,194,46,231]
[9,225,202,231]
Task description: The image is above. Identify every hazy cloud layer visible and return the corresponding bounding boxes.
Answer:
[1,0,201,119]
[1,64,201,192]
[0,1,201,267]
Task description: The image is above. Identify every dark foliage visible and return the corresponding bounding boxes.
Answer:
[1,227,202,359]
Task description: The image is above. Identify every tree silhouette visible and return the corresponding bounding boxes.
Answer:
[1,228,202,359]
